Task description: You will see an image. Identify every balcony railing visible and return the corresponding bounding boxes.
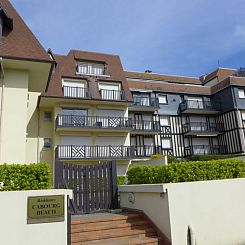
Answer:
[185,145,228,156]
[63,86,90,99]
[100,89,126,101]
[56,115,132,130]
[179,100,221,112]
[132,120,161,132]
[55,145,161,159]
[131,97,159,108]
[183,122,224,134]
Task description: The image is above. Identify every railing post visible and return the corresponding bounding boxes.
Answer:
[54,159,63,189]
[110,160,118,209]
[67,198,72,245]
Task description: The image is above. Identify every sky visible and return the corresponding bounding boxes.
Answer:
[10,0,245,77]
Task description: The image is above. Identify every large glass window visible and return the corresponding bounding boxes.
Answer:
[77,62,107,76]
[62,80,87,98]
[99,83,121,100]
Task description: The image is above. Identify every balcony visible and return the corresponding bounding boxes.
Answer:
[129,97,159,111]
[131,145,162,158]
[182,122,224,136]
[99,89,126,101]
[179,100,221,114]
[132,120,161,134]
[185,145,228,156]
[55,145,161,160]
[56,115,132,132]
[63,86,90,99]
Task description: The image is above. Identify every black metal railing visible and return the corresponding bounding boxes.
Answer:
[185,145,228,156]
[100,89,126,101]
[132,120,161,132]
[55,160,118,215]
[131,145,162,157]
[179,100,221,112]
[56,115,132,129]
[63,86,90,99]
[183,122,224,134]
[131,97,159,108]
[55,145,161,159]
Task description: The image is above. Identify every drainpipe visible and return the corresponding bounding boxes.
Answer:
[187,225,196,245]
[0,57,5,161]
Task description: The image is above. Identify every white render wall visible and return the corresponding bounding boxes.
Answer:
[119,178,245,245]
[0,189,72,245]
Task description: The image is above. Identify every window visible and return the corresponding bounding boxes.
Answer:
[44,138,51,149]
[158,94,167,104]
[242,112,245,120]
[160,116,169,126]
[62,80,87,98]
[44,112,52,122]
[161,138,171,149]
[99,83,121,100]
[133,95,150,106]
[187,97,204,109]
[77,62,108,76]
[60,109,87,126]
[238,89,245,99]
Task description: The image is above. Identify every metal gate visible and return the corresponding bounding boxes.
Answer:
[55,160,118,214]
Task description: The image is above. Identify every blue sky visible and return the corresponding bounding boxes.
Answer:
[11,0,245,77]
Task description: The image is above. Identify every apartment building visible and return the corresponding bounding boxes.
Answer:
[126,68,245,158]
[1,0,245,176]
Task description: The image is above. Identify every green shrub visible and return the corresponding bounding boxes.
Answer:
[150,154,162,159]
[167,155,178,163]
[117,176,126,185]
[0,163,52,191]
[185,154,244,162]
[127,159,245,184]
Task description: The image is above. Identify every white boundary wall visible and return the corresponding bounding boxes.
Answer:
[0,189,72,245]
[119,178,245,245]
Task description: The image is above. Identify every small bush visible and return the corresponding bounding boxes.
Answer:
[167,155,178,163]
[150,154,162,159]
[127,159,245,184]
[117,176,126,185]
[0,163,52,191]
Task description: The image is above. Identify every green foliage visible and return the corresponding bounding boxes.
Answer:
[185,154,244,162]
[0,163,52,191]
[127,159,245,184]
[117,176,126,185]
[167,155,178,163]
[150,154,162,159]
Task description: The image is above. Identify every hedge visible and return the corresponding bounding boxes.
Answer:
[0,163,52,191]
[127,160,245,184]
[185,154,244,162]
[117,176,126,185]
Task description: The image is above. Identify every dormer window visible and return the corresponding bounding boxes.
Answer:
[77,62,108,76]
[0,6,13,37]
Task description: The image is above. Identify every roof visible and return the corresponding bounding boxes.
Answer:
[43,50,132,101]
[0,0,51,62]
[211,76,245,94]
[203,68,237,83]
[127,80,210,95]
[125,71,202,85]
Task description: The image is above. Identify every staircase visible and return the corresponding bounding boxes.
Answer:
[71,210,167,245]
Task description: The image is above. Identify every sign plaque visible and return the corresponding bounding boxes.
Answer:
[27,195,65,224]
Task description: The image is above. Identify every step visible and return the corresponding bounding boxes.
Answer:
[72,234,162,245]
[72,219,149,233]
[71,212,142,225]
[72,226,156,243]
